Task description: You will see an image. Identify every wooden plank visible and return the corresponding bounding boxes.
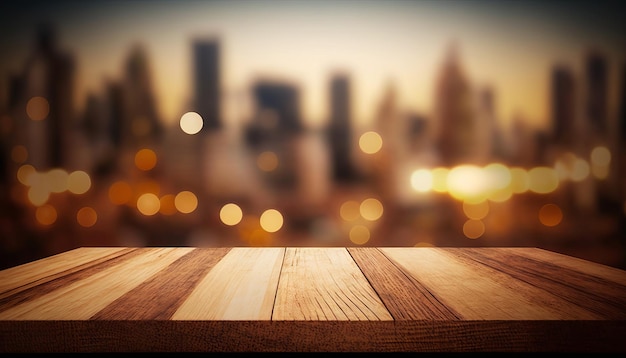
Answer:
[92,248,231,320]
[500,247,626,286]
[171,247,284,320]
[348,247,460,320]
[381,248,602,320]
[0,247,130,296]
[272,247,393,321]
[448,247,626,319]
[0,248,192,320]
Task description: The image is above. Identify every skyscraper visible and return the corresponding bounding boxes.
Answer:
[328,73,355,182]
[193,39,221,131]
[585,50,608,139]
[550,65,576,148]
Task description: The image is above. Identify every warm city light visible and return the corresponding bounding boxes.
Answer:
[257,151,279,172]
[340,200,361,222]
[67,171,91,194]
[180,111,203,135]
[26,96,49,121]
[27,186,49,207]
[260,209,283,233]
[349,225,370,245]
[463,201,489,220]
[175,191,198,214]
[527,167,559,194]
[360,198,383,221]
[463,219,485,239]
[447,165,488,203]
[538,203,563,227]
[509,168,529,194]
[135,148,157,171]
[16,164,35,186]
[159,194,177,215]
[77,207,98,227]
[359,131,383,154]
[220,203,243,226]
[411,169,433,192]
[137,193,161,216]
[35,204,57,225]
[46,169,69,193]
[108,181,133,205]
[11,145,28,163]
[431,167,449,193]
[591,146,611,166]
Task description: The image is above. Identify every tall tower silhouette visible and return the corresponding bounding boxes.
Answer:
[585,50,608,140]
[193,39,221,131]
[433,43,479,166]
[328,73,355,182]
[550,64,576,149]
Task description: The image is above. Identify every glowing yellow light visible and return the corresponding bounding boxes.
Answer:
[257,151,279,172]
[483,163,511,190]
[46,169,69,193]
[220,203,243,226]
[538,203,563,227]
[67,170,91,194]
[463,219,485,239]
[591,146,611,166]
[27,186,49,206]
[180,111,203,135]
[447,165,488,203]
[509,168,529,194]
[17,164,36,185]
[431,167,449,193]
[488,186,513,202]
[135,148,157,171]
[159,194,177,215]
[11,145,28,163]
[137,193,160,216]
[463,201,489,220]
[35,204,57,225]
[26,96,49,121]
[411,169,433,192]
[340,200,361,221]
[260,209,283,233]
[527,167,559,194]
[570,158,590,182]
[360,198,383,221]
[77,207,98,228]
[109,181,133,205]
[175,191,198,214]
[359,131,382,154]
[349,225,370,245]
[554,152,578,180]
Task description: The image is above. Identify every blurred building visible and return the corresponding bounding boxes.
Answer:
[433,44,487,166]
[327,73,357,182]
[7,23,76,170]
[193,38,221,131]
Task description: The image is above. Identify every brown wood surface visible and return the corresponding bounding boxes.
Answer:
[0,246,625,352]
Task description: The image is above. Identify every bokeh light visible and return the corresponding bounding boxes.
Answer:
[180,111,203,134]
[539,203,563,227]
[77,207,98,227]
[447,165,488,203]
[411,169,433,192]
[159,194,177,215]
[349,225,370,245]
[257,151,278,172]
[220,203,243,226]
[137,193,160,216]
[27,185,49,206]
[17,164,36,185]
[463,219,485,239]
[359,131,383,154]
[591,146,611,166]
[431,167,449,193]
[67,171,91,194]
[175,191,198,214]
[260,209,283,233]
[527,167,559,194]
[26,96,49,121]
[509,167,529,194]
[463,201,489,220]
[11,145,28,163]
[47,169,69,193]
[360,198,383,221]
[340,200,361,221]
[135,148,157,171]
[35,204,57,225]
[109,181,133,205]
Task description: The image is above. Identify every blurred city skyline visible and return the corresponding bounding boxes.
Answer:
[1,0,625,131]
[1,0,626,271]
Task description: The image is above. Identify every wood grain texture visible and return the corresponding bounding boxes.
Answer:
[172,247,284,320]
[348,247,460,320]
[273,247,393,321]
[0,246,625,352]
[381,247,604,320]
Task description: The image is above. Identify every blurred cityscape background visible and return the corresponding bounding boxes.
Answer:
[1,0,625,270]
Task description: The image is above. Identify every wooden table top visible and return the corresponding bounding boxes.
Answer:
[1,246,625,352]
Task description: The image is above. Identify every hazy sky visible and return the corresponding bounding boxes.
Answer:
[1,0,625,131]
